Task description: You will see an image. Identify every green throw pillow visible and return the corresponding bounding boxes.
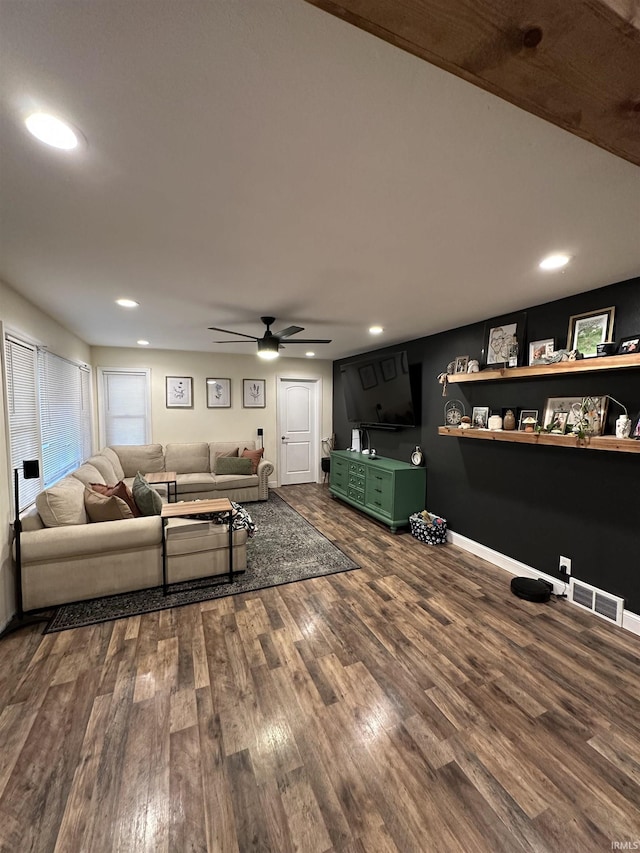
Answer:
[132,472,163,516]
[214,456,253,475]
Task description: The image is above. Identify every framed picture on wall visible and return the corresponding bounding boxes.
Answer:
[206,378,231,408]
[243,379,265,408]
[166,376,193,408]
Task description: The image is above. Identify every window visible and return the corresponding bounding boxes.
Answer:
[38,351,92,487]
[98,368,151,446]
[4,335,93,505]
[4,336,42,510]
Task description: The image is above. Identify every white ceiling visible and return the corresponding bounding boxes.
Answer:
[1,0,639,362]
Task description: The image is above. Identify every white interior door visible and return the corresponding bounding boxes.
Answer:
[277,377,321,486]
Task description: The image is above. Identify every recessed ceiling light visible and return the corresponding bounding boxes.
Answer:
[116,298,139,308]
[305,351,315,357]
[539,253,571,271]
[137,340,149,346]
[25,112,79,150]
[369,326,384,335]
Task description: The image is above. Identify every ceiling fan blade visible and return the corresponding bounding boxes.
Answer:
[278,338,332,344]
[208,326,258,341]
[274,325,304,339]
[210,339,257,344]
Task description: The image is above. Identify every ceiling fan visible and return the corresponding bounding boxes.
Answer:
[209,316,331,360]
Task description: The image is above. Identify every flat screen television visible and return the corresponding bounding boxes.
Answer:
[340,350,417,427]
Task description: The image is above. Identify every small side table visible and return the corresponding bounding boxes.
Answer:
[160,498,235,594]
[145,471,178,502]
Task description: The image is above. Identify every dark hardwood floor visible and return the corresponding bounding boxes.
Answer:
[1,483,639,852]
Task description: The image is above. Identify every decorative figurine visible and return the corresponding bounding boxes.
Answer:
[467,359,479,373]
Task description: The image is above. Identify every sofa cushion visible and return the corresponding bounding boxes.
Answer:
[132,472,163,516]
[213,473,258,490]
[90,481,141,517]
[36,477,87,527]
[71,463,107,487]
[241,447,264,474]
[87,454,119,484]
[174,473,216,494]
[166,518,247,556]
[100,447,125,481]
[112,444,164,478]
[214,456,252,475]
[165,442,209,474]
[209,442,252,472]
[85,487,134,522]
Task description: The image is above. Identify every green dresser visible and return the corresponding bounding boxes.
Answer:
[330,451,426,532]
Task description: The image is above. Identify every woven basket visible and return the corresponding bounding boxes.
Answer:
[409,512,447,545]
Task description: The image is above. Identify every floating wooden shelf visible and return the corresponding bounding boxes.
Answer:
[438,426,640,454]
[448,353,640,383]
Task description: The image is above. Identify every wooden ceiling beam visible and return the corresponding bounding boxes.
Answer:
[305,0,640,166]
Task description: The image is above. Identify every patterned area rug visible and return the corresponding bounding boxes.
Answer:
[45,492,359,633]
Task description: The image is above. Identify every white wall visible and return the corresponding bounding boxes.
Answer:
[90,347,334,483]
[0,280,92,630]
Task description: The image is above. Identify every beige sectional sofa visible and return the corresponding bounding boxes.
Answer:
[19,441,274,611]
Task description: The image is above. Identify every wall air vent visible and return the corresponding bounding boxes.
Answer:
[569,578,624,626]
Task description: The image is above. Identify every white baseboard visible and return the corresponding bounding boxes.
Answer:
[448,529,640,639]
[622,609,640,637]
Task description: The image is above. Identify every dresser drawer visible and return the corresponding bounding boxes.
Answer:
[348,472,365,491]
[365,469,393,514]
[348,486,365,504]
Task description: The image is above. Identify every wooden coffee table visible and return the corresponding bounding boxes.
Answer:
[161,498,235,593]
[145,471,177,502]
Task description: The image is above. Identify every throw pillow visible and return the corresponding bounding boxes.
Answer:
[90,481,141,517]
[215,447,239,459]
[241,447,264,474]
[132,472,163,516]
[84,487,134,522]
[214,456,253,475]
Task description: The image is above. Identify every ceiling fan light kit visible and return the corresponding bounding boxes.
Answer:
[257,337,280,360]
[209,316,331,359]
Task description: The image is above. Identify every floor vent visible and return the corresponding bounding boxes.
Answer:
[569,578,624,626]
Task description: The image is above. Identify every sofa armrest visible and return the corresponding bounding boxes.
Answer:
[20,516,162,562]
[256,458,274,500]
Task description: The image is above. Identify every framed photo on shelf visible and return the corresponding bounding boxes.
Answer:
[617,334,639,355]
[544,410,569,434]
[166,376,193,408]
[528,338,554,365]
[206,378,231,408]
[471,406,489,428]
[481,312,527,369]
[454,355,469,374]
[518,409,539,432]
[567,307,615,357]
[243,379,265,408]
[542,396,608,436]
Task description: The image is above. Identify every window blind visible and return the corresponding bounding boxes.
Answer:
[80,366,92,461]
[101,369,150,445]
[38,351,86,486]
[4,337,43,509]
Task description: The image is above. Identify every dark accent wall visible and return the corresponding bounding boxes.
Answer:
[333,276,640,612]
